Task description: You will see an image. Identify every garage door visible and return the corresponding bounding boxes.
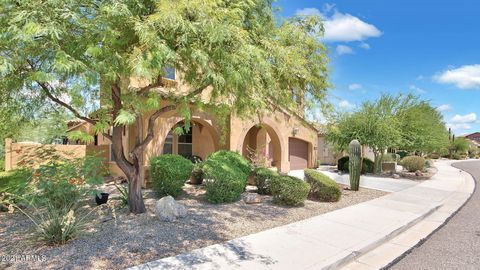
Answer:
[289,138,309,170]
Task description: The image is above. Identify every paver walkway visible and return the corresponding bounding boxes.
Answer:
[128,160,473,270]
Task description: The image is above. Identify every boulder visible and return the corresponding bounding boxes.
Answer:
[155,196,187,222]
[244,193,262,204]
[415,170,423,176]
[392,174,400,179]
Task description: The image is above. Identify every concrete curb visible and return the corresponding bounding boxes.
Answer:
[341,161,476,270]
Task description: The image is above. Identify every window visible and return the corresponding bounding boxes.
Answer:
[163,131,173,154]
[177,127,193,158]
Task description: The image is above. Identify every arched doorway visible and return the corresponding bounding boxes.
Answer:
[240,124,282,171]
[161,120,219,161]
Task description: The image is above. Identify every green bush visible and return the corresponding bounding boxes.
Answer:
[206,150,252,176]
[0,159,4,172]
[397,150,408,159]
[337,156,374,174]
[270,175,310,206]
[150,154,193,198]
[254,167,278,195]
[400,156,425,172]
[203,151,251,203]
[304,169,341,202]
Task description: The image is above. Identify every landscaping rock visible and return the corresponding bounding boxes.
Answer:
[415,170,423,176]
[244,193,262,204]
[392,174,400,179]
[155,196,187,222]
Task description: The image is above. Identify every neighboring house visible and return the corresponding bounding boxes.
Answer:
[317,129,376,166]
[67,71,318,180]
[465,132,480,149]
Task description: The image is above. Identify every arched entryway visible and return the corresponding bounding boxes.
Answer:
[240,124,282,171]
[161,119,219,161]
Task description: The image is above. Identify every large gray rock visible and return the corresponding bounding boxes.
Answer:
[155,196,187,222]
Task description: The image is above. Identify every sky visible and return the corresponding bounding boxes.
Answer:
[275,0,480,136]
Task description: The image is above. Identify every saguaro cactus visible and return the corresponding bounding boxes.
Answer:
[348,139,361,191]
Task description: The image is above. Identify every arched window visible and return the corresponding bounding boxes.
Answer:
[163,130,174,154]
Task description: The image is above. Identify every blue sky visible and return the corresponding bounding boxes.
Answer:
[276,0,480,135]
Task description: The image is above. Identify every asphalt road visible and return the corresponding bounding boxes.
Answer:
[389,161,480,270]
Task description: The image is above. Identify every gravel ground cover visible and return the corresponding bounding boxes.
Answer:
[0,184,387,270]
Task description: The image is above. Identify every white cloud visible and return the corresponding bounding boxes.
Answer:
[451,113,477,123]
[435,64,480,89]
[324,12,382,42]
[436,104,452,112]
[409,85,426,94]
[295,8,322,17]
[359,43,370,50]
[348,83,362,90]
[295,7,382,43]
[416,75,424,81]
[339,100,354,109]
[447,123,472,131]
[336,45,354,55]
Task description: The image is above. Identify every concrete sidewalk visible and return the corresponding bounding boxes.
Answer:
[128,160,474,270]
[289,169,417,193]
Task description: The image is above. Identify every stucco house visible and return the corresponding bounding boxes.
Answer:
[67,71,319,182]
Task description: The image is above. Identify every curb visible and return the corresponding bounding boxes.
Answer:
[382,163,477,269]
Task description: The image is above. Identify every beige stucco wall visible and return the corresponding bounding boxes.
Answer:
[229,109,318,173]
[317,135,338,165]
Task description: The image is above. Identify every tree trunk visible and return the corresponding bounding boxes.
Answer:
[128,168,146,213]
[373,152,381,174]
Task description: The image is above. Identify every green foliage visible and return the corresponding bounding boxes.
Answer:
[400,156,426,172]
[254,167,278,195]
[0,159,4,172]
[337,156,374,174]
[450,138,470,155]
[304,169,341,202]
[115,183,129,207]
[150,154,193,198]
[206,151,252,176]
[191,161,204,182]
[33,156,105,209]
[270,175,310,206]
[327,94,449,173]
[203,151,251,203]
[348,140,361,191]
[0,169,32,210]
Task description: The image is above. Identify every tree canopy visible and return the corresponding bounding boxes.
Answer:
[0,0,330,213]
[326,94,449,173]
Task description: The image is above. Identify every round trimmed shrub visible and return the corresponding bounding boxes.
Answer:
[203,151,251,203]
[254,167,278,195]
[400,156,425,172]
[337,156,374,174]
[270,175,310,206]
[304,169,341,202]
[150,154,193,197]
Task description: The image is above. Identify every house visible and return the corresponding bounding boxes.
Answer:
[465,132,480,149]
[67,71,319,181]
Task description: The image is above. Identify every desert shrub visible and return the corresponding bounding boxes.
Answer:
[33,156,105,209]
[206,150,252,176]
[0,169,33,211]
[304,169,341,202]
[254,167,278,195]
[203,151,251,203]
[338,156,374,174]
[270,175,310,206]
[150,154,193,197]
[400,156,425,172]
[427,153,440,159]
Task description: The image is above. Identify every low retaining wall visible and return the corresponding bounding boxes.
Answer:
[4,138,109,171]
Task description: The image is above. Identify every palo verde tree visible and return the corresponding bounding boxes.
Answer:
[0,1,329,213]
[326,94,416,173]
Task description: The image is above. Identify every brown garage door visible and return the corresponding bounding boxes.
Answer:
[289,138,309,170]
